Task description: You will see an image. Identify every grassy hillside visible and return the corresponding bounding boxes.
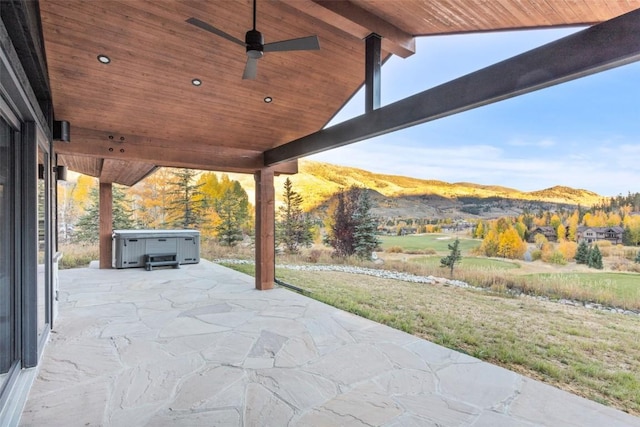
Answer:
[217,160,603,217]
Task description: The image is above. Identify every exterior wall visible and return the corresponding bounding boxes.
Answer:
[577,227,624,245]
[0,6,56,426]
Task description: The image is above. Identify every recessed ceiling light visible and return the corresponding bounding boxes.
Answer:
[192,78,202,86]
[264,96,273,103]
[97,54,111,64]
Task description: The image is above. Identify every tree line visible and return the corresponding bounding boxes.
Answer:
[60,169,380,259]
[62,168,251,246]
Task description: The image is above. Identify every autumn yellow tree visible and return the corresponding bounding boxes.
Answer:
[72,174,97,214]
[567,210,580,242]
[606,212,622,226]
[480,229,500,257]
[533,233,548,249]
[474,221,485,239]
[479,217,528,259]
[497,227,527,259]
[623,215,640,246]
[197,172,223,238]
[128,168,173,228]
[514,221,527,240]
[533,216,547,227]
[583,210,607,227]
[557,241,577,261]
[556,224,567,242]
[192,172,254,239]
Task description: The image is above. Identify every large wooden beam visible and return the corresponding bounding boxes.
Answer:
[55,127,298,175]
[254,168,275,291]
[99,182,113,269]
[99,158,157,186]
[265,8,640,165]
[284,0,415,58]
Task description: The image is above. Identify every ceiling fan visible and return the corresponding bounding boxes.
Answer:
[186,0,320,80]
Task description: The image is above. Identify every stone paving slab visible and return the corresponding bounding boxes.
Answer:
[20,259,640,426]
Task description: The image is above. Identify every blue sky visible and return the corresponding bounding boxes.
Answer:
[308,28,640,197]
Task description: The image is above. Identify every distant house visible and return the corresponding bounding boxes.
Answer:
[577,226,624,245]
[528,226,558,243]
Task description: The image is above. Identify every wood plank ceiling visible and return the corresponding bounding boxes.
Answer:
[40,0,640,186]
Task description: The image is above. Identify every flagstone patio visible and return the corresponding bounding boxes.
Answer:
[19,259,640,426]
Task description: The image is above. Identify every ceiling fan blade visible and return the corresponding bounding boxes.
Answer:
[242,57,258,80]
[263,35,320,52]
[186,17,246,47]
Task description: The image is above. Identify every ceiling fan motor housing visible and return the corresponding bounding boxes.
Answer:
[246,29,264,58]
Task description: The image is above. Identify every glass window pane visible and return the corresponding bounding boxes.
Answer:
[0,117,15,382]
[37,148,47,338]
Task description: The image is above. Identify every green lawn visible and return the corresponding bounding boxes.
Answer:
[380,234,479,254]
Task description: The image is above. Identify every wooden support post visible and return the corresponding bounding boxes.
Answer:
[99,182,113,269]
[254,168,275,290]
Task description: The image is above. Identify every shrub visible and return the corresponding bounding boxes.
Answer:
[548,251,567,265]
[200,237,253,260]
[405,248,437,255]
[306,249,323,263]
[541,244,556,263]
[386,246,404,253]
[58,243,99,269]
[540,242,554,253]
[557,241,577,261]
[531,250,542,261]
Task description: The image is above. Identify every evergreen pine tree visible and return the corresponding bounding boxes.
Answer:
[575,241,590,264]
[215,187,249,246]
[276,178,313,253]
[165,169,204,229]
[74,185,135,243]
[635,251,640,264]
[623,226,633,246]
[440,238,462,276]
[352,189,380,259]
[325,186,379,259]
[588,245,603,269]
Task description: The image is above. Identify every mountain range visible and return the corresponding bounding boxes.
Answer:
[226,160,604,219]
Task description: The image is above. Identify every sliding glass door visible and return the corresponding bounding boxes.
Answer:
[0,117,16,389]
